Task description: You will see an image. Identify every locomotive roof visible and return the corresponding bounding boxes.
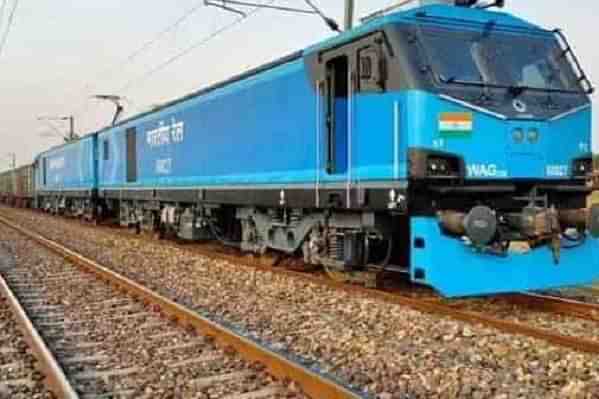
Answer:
[304,4,542,55]
[34,131,95,160]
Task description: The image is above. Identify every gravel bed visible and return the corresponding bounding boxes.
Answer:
[3,208,599,398]
[0,246,54,399]
[0,222,302,399]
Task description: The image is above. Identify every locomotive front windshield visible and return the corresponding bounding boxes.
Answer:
[420,27,583,93]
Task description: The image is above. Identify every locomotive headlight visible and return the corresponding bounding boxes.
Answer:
[527,128,540,143]
[409,149,465,180]
[571,156,592,178]
[427,157,450,176]
[512,128,524,143]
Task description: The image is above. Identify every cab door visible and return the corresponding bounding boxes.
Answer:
[324,56,349,175]
[322,35,388,179]
[317,33,391,207]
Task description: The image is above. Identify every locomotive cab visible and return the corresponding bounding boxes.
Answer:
[374,4,599,296]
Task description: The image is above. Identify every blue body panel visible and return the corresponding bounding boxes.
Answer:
[98,61,406,188]
[35,135,97,192]
[412,218,599,297]
[96,4,573,190]
[403,91,592,180]
[100,61,318,187]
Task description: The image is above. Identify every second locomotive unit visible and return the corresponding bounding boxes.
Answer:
[31,0,599,297]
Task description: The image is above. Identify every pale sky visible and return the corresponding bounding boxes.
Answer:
[0,0,597,170]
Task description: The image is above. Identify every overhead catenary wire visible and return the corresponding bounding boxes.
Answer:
[205,0,317,15]
[66,0,207,121]
[0,0,20,58]
[78,0,206,94]
[205,0,339,31]
[303,0,340,31]
[116,1,275,95]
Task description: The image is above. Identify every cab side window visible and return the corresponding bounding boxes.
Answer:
[103,139,110,161]
[358,45,386,92]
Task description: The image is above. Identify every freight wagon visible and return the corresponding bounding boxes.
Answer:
[0,165,34,208]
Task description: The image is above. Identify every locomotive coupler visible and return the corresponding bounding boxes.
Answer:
[437,206,498,248]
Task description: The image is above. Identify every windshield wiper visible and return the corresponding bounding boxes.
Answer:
[442,77,582,96]
[440,76,488,87]
[508,85,581,96]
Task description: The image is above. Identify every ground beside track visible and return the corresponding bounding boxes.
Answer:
[3,207,599,398]
[0,245,55,399]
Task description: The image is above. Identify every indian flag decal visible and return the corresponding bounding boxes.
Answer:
[439,112,473,137]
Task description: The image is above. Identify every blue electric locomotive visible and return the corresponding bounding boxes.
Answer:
[34,134,97,217]
[34,1,599,297]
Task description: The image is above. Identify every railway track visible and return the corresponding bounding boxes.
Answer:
[507,293,599,322]
[0,216,363,398]
[145,234,599,355]
[4,208,599,391]
[85,221,599,355]
[0,269,55,399]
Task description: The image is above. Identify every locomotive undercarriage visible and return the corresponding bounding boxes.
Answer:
[38,195,95,220]
[108,198,402,273]
[237,208,398,272]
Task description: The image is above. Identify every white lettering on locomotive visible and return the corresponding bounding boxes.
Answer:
[467,164,508,178]
[156,158,173,175]
[579,142,590,153]
[546,164,568,177]
[146,118,185,148]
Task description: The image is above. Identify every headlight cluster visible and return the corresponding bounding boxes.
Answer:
[512,128,539,143]
[527,128,540,143]
[512,128,524,143]
[571,157,592,178]
[427,157,451,176]
[409,149,465,180]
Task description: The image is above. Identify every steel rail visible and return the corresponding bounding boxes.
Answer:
[284,276,599,354]
[509,293,599,322]
[0,267,79,398]
[0,215,363,399]
[6,209,599,354]
[163,239,599,354]
[581,286,599,296]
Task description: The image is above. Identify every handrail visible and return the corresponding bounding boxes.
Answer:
[553,28,594,95]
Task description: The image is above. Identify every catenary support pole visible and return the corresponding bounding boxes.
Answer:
[344,0,354,30]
